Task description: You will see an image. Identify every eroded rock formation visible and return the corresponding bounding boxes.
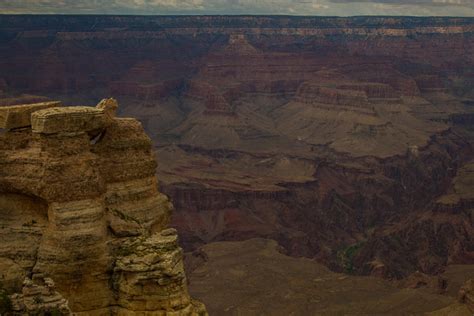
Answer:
[0,99,207,315]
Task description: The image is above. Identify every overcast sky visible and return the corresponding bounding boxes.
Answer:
[1,0,474,16]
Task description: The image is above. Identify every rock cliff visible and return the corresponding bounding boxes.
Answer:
[0,99,207,315]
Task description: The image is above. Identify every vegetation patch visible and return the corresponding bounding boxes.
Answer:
[338,241,366,274]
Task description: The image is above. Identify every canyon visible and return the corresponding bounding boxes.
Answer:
[1,15,474,314]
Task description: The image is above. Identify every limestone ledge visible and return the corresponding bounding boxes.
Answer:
[31,106,107,134]
[0,101,60,130]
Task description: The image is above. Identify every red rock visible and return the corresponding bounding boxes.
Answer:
[295,83,370,107]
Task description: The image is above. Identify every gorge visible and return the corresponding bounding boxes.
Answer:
[1,15,474,314]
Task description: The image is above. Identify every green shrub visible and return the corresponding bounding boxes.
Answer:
[338,241,366,274]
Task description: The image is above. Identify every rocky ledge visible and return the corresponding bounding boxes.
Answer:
[0,99,207,315]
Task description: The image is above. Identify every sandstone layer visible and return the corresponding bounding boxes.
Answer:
[0,99,206,315]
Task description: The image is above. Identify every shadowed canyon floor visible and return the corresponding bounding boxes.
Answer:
[1,16,474,309]
[186,239,474,315]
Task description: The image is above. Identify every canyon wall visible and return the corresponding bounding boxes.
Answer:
[1,15,474,279]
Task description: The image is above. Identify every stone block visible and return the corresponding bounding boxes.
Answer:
[31,106,106,134]
[0,101,61,130]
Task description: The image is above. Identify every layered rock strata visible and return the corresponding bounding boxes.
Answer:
[0,99,206,315]
[0,101,60,130]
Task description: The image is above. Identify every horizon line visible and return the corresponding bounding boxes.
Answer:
[1,13,473,18]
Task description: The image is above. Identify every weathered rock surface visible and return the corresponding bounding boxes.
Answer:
[114,229,206,315]
[31,106,107,134]
[0,99,206,315]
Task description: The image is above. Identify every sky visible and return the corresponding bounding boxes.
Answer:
[0,0,474,16]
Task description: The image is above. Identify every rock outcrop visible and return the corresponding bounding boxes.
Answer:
[295,83,370,108]
[0,99,207,315]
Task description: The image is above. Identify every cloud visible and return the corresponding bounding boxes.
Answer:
[0,0,473,15]
[328,0,473,6]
